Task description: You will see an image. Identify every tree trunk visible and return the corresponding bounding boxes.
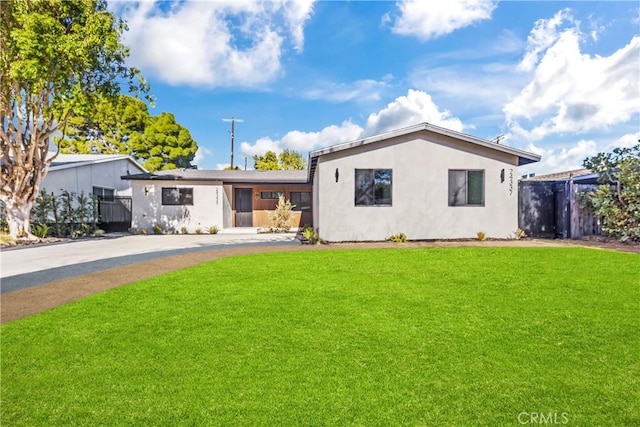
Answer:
[5,199,36,239]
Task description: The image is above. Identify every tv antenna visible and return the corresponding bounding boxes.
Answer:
[492,134,505,144]
[222,117,244,169]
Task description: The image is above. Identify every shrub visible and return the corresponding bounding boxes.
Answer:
[386,232,407,243]
[268,195,294,232]
[582,144,640,241]
[0,233,14,246]
[195,227,203,234]
[513,228,527,240]
[152,224,163,235]
[139,228,148,235]
[476,231,487,241]
[28,189,99,238]
[207,225,219,234]
[31,223,50,239]
[181,226,188,235]
[302,226,322,244]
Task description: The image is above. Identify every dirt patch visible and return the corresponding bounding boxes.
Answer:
[1,239,637,324]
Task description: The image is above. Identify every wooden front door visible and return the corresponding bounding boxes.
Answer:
[235,188,253,227]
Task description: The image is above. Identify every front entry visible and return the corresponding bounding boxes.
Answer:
[235,188,253,227]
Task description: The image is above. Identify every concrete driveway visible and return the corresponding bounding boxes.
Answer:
[0,230,299,294]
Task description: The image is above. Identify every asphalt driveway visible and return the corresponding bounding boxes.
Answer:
[0,232,299,294]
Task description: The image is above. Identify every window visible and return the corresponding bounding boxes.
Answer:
[261,191,283,200]
[290,192,311,211]
[448,170,484,206]
[92,186,115,199]
[162,188,194,205]
[355,169,392,206]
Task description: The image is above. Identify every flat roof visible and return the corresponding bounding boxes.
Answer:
[123,169,309,184]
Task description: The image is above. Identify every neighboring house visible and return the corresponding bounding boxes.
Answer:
[308,123,541,241]
[519,169,601,239]
[41,154,147,231]
[123,170,312,233]
[43,154,146,198]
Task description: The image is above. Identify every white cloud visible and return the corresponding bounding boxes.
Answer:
[302,77,392,103]
[364,89,464,136]
[606,132,640,150]
[215,163,231,170]
[504,10,640,142]
[240,120,363,157]
[526,139,598,173]
[240,89,465,157]
[193,146,212,166]
[389,0,496,40]
[518,9,573,72]
[115,0,315,87]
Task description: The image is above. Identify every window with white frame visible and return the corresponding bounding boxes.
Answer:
[355,169,392,206]
[92,186,115,201]
[448,170,484,206]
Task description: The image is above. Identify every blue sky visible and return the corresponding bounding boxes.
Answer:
[110,0,640,174]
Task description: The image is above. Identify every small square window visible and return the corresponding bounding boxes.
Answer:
[92,186,115,202]
[448,170,484,206]
[290,192,311,211]
[355,169,392,206]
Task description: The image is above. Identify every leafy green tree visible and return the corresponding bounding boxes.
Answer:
[279,149,306,170]
[0,0,147,238]
[254,149,306,170]
[60,95,149,155]
[133,112,197,171]
[60,95,198,171]
[254,150,280,170]
[582,144,640,241]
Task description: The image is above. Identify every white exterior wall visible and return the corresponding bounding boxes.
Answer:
[41,159,142,197]
[131,180,224,233]
[315,133,521,241]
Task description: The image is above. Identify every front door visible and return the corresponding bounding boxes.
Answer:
[235,188,253,227]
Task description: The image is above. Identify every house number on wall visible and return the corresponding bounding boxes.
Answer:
[509,169,514,196]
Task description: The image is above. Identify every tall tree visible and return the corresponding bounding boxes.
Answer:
[60,95,198,171]
[59,95,149,155]
[253,150,280,170]
[0,0,147,238]
[253,149,306,170]
[582,144,640,241]
[279,149,306,170]
[132,112,197,171]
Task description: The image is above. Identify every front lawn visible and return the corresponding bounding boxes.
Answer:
[1,248,638,425]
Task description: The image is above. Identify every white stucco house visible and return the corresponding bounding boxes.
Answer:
[42,154,146,198]
[122,122,540,240]
[123,170,312,233]
[308,122,541,241]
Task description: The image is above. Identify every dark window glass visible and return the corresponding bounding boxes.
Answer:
[448,170,484,206]
[162,188,194,205]
[92,186,115,199]
[290,192,311,211]
[260,191,283,200]
[355,169,392,206]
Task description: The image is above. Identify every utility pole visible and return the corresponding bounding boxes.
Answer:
[222,117,244,169]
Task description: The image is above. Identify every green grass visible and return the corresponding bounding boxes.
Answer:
[2,248,639,426]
